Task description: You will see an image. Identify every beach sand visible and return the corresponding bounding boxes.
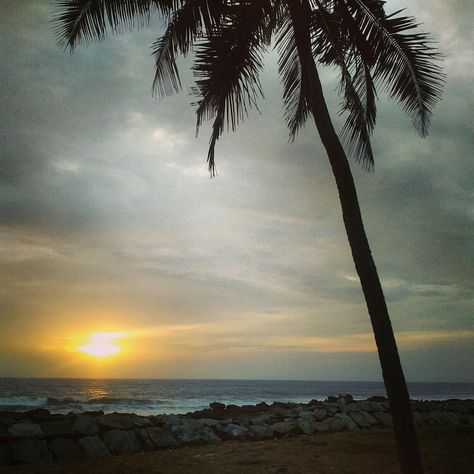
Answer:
[1,426,473,474]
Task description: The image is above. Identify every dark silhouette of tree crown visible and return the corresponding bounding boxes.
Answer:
[53,0,443,176]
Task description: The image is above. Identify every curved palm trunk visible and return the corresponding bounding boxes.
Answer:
[287,2,423,473]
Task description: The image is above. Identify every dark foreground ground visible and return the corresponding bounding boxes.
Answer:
[1,426,472,474]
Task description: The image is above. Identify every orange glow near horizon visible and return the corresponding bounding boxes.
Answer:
[77,332,126,358]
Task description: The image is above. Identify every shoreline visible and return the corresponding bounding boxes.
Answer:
[1,395,473,467]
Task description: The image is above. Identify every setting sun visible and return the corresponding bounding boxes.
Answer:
[77,332,125,358]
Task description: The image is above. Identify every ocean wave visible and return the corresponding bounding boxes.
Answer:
[0,396,47,407]
[46,397,164,407]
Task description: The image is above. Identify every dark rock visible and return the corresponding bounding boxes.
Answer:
[367,396,387,403]
[0,443,10,465]
[11,439,52,464]
[248,424,274,440]
[313,408,328,421]
[296,418,314,435]
[8,421,43,438]
[103,429,142,455]
[325,395,338,403]
[135,428,155,452]
[252,413,275,425]
[349,411,377,428]
[78,435,111,458]
[210,402,226,415]
[98,413,138,430]
[0,424,9,440]
[338,394,354,404]
[323,416,347,432]
[271,420,299,437]
[25,409,52,423]
[308,399,322,407]
[172,421,220,445]
[256,402,271,411]
[0,414,18,426]
[74,414,98,435]
[337,413,358,431]
[297,411,316,421]
[325,404,338,415]
[49,438,83,462]
[197,418,220,427]
[312,422,330,433]
[40,420,76,438]
[356,401,380,413]
[215,423,248,441]
[146,427,177,448]
[148,414,166,426]
[134,416,152,428]
[373,412,393,428]
[82,410,104,417]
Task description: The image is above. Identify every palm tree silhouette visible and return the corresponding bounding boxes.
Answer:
[54,2,443,473]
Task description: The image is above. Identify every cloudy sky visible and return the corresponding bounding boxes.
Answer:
[0,0,472,381]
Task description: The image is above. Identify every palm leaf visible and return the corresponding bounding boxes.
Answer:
[276,15,311,141]
[53,0,178,50]
[311,0,375,168]
[346,0,444,136]
[192,2,272,175]
[151,0,225,98]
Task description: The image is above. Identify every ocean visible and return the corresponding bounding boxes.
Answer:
[0,378,472,416]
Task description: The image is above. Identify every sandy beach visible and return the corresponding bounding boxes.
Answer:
[1,426,472,474]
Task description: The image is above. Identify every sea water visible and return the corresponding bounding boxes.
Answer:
[0,378,472,416]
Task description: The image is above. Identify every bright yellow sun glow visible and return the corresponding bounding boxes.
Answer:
[77,332,125,358]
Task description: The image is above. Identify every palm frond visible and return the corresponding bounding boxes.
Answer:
[192,2,272,175]
[340,61,375,170]
[311,0,375,168]
[346,0,444,136]
[151,0,224,98]
[276,15,311,141]
[52,0,179,50]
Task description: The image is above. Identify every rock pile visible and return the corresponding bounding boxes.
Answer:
[1,396,473,466]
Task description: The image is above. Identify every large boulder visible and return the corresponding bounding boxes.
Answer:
[210,402,226,417]
[215,423,248,441]
[297,411,316,422]
[313,408,328,421]
[25,409,54,424]
[97,413,138,431]
[10,439,52,464]
[135,428,155,452]
[349,411,376,429]
[40,420,76,438]
[8,421,43,438]
[296,418,314,435]
[48,438,83,462]
[337,414,358,431]
[373,412,393,428]
[172,422,220,445]
[252,413,275,425]
[78,435,111,458]
[312,422,330,433]
[0,443,10,465]
[322,415,352,432]
[145,427,178,448]
[103,429,141,455]
[248,424,274,440]
[74,415,98,435]
[271,420,299,437]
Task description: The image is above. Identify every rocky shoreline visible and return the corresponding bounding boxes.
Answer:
[1,395,473,466]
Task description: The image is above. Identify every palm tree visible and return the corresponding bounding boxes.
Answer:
[53,1,443,473]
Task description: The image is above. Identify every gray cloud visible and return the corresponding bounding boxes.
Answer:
[0,0,472,381]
